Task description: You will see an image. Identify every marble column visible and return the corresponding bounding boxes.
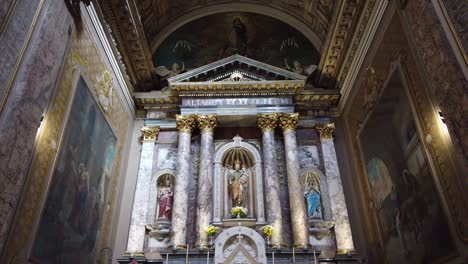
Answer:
[172,115,196,249]
[195,114,217,248]
[315,123,354,253]
[278,113,309,248]
[127,126,160,252]
[257,113,284,247]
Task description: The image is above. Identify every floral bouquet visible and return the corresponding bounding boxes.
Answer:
[231,206,248,218]
[205,225,219,237]
[261,225,273,237]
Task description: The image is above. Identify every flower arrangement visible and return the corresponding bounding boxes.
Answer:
[231,206,248,218]
[205,225,219,237]
[262,225,273,237]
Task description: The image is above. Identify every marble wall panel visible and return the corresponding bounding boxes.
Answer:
[0,0,73,255]
[0,0,41,104]
[155,145,178,171]
[298,145,320,170]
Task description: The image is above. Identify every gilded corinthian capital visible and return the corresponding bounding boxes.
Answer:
[176,114,196,133]
[315,123,335,140]
[196,114,217,132]
[257,113,278,132]
[278,113,299,132]
[141,126,160,142]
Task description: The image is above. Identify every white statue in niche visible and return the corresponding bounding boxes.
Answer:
[227,160,249,208]
[155,62,185,79]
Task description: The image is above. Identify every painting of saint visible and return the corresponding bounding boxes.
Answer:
[32,77,117,263]
[360,72,455,263]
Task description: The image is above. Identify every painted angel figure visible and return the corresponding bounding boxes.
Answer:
[284,58,317,76]
[155,62,185,79]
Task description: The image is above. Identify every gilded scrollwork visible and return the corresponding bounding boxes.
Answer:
[141,126,160,142]
[315,123,335,140]
[278,113,299,132]
[176,114,196,133]
[196,114,217,132]
[257,113,278,132]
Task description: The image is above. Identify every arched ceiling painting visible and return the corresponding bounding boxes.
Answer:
[95,0,370,92]
[153,12,320,71]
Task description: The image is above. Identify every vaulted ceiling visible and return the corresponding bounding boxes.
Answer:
[92,0,373,95]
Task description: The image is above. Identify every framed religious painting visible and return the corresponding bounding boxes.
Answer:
[30,76,117,263]
[357,69,457,263]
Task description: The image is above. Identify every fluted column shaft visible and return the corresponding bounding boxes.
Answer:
[315,123,354,253]
[127,126,160,252]
[278,113,309,248]
[195,114,217,248]
[172,115,195,249]
[257,113,284,246]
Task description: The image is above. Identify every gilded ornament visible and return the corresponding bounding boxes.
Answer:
[278,113,299,132]
[257,113,278,132]
[196,114,217,132]
[141,126,160,142]
[176,114,196,133]
[315,123,335,140]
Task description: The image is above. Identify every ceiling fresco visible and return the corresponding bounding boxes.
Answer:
[153,12,320,73]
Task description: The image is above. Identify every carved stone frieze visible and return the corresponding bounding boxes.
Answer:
[94,0,156,92]
[317,0,368,88]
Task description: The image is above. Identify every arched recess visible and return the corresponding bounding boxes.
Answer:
[214,226,267,264]
[147,168,176,223]
[300,167,332,221]
[150,3,322,54]
[213,136,265,224]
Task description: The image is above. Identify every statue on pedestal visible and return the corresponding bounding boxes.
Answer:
[158,177,174,220]
[304,181,322,219]
[227,160,249,208]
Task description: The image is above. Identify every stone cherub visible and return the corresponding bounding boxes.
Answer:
[284,58,317,76]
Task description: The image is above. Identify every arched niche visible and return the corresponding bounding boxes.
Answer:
[147,169,176,223]
[214,226,267,264]
[213,136,265,224]
[300,167,332,221]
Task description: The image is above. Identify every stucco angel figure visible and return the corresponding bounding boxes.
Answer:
[284,58,317,76]
[227,160,249,208]
[155,62,185,79]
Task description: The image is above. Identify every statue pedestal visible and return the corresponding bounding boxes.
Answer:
[146,219,172,249]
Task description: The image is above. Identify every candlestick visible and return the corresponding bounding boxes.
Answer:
[292,247,295,263]
[166,253,169,264]
[207,249,210,264]
[272,251,275,264]
[185,244,189,264]
[314,250,317,264]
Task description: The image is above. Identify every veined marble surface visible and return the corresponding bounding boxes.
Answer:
[321,139,354,251]
[262,130,284,245]
[196,131,214,246]
[171,131,192,247]
[282,131,309,246]
[127,141,156,252]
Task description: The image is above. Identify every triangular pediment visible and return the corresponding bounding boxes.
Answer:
[168,55,306,84]
[168,55,307,94]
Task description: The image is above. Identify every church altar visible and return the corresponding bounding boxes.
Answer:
[121,55,358,264]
